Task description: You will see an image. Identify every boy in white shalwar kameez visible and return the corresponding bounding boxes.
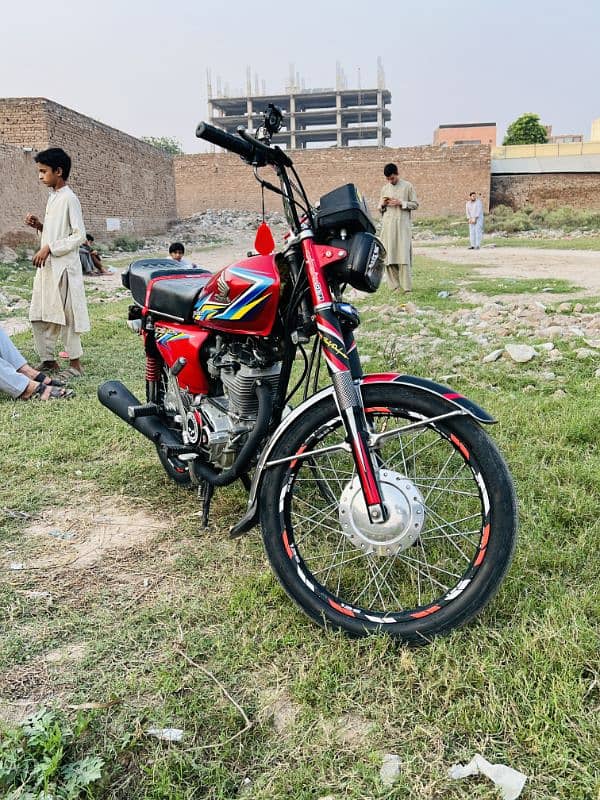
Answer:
[25,148,89,380]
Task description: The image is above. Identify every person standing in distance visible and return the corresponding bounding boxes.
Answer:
[466,191,484,250]
[378,163,419,293]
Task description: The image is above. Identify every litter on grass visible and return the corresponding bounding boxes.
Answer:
[449,753,527,800]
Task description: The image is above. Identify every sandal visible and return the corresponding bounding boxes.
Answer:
[54,366,84,382]
[34,371,67,388]
[28,383,75,401]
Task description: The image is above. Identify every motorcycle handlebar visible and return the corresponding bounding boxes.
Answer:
[195,122,292,169]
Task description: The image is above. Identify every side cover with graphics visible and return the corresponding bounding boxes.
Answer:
[193,255,280,337]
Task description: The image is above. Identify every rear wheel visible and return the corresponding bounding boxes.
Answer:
[260,384,517,642]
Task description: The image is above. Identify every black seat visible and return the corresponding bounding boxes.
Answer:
[124,259,211,322]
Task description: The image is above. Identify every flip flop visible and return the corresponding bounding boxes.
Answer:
[34,371,67,388]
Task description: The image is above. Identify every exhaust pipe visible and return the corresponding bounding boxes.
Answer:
[97,380,183,450]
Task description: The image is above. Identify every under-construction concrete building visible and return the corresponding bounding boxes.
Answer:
[207,62,391,149]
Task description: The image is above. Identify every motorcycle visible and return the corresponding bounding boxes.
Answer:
[99,106,517,643]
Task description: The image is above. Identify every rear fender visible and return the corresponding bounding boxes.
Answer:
[229,372,494,537]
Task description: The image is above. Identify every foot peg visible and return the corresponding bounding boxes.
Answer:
[127,402,159,419]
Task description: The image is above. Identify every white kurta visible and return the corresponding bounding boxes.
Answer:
[29,186,90,332]
[379,179,419,266]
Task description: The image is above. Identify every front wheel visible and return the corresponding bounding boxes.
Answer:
[260,384,517,642]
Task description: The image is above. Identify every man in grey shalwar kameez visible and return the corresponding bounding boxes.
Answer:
[25,148,89,380]
[378,163,419,293]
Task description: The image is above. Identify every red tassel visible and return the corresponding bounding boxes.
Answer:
[254,221,275,255]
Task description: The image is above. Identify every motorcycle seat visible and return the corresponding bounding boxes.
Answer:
[124,259,211,322]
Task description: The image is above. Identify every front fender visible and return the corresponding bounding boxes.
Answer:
[362,373,496,424]
[228,372,495,537]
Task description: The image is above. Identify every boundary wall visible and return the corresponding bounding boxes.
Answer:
[0,97,177,243]
[174,145,492,219]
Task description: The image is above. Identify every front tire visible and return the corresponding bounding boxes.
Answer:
[260,384,517,642]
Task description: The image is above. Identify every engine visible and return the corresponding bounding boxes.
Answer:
[194,337,282,469]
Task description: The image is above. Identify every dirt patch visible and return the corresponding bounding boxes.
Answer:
[22,496,167,570]
[416,244,600,295]
[321,712,373,748]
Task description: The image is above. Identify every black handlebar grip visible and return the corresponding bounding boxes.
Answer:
[195,122,256,161]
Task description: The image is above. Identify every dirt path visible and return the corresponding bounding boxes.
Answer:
[415,244,600,294]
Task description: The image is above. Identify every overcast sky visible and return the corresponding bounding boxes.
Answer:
[1,0,598,153]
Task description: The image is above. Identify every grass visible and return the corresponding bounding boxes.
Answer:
[0,254,599,799]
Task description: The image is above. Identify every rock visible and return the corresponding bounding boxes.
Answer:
[595,368,600,378]
[403,302,418,314]
[552,389,567,398]
[583,339,600,349]
[482,348,503,363]
[437,290,450,298]
[0,245,18,263]
[558,303,572,313]
[574,303,584,313]
[505,344,536,363]
[537,342,555,351]
[380,754,401,787]
[541,371,556,380]
[548,349,563,361]
[575,348,595,360]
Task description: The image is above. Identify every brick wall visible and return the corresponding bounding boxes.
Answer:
[174,144,492,220]
[0,143,47,245]
[491,173,600,210]
[0,98,177,242]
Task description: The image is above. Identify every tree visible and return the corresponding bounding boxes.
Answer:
[141,136,184,155]
[502,113,548,145]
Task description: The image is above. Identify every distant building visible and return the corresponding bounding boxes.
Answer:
[434,122,496,147]
[208,87,392,149]
[592,118,600,141]
[548,133,584,144]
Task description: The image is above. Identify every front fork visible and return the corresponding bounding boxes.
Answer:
[301,232,386,523]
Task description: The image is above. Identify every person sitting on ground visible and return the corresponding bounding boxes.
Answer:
[0,328,73,401]
[80,234,109,275]
[168,242,195,267]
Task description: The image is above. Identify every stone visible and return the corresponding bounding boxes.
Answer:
[0,245,18,263]
[558,303,572,313]
[380,754,401,787]
[575,348,595,360]
[505,344,536,363]
[537,342,555,351]
[574,303,584,313]
[552,389,567,398]
[482,349,503,363]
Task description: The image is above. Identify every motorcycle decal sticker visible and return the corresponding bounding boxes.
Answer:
[193,267,274,322]
[155,328,190,346]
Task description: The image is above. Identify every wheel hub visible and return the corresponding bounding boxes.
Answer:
[338,471,425,556]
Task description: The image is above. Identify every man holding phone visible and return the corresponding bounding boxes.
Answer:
[378,163,419,293]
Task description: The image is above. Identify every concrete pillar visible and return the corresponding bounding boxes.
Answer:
[247,98,253,131]
[336,92,342,147]
[376,90,383,147]
[290,94,296,150]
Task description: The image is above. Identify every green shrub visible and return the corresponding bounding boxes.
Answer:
[0,707,104,799]
[112,236,145,252]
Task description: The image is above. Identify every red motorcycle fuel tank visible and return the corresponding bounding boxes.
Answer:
[192,255,280,337]
[153,323,211,395]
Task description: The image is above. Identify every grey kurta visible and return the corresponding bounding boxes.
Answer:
[379,179,419,266]
[30,186,90,332]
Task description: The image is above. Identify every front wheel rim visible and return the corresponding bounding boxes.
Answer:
[278,408,492,624]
